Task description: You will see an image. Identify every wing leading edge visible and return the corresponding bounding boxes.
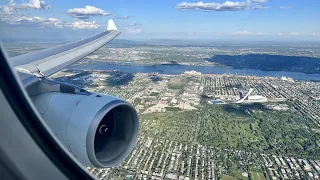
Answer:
[11,20,120,87]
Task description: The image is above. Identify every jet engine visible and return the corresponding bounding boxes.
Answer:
[27,80,139,168]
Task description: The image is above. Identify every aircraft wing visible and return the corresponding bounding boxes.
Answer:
[10,20,120,87]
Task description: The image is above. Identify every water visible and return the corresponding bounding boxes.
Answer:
[69,61,320,81]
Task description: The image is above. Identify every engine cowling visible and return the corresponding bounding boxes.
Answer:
[31,92,139,168]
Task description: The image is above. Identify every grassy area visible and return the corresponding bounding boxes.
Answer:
[134,98,141,104]
[149,92,160,96]
[165,107,182,111]
[220,172,250,180]
[167,77,189,90]
[251,172,266,180]
[140,111,198,142]
[197,104,265,150]
[221,175,237,180]
[233,172,248,180]
[167,83,185,90]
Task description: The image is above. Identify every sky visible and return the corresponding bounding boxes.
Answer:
[0,0,320,41]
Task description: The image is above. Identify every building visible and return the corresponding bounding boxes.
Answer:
[208,88,268,104]
[236,88,267,103]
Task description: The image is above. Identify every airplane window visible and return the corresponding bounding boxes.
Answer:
[1,0,320,180]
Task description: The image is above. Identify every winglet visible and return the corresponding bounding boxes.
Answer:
[107,19,117,31]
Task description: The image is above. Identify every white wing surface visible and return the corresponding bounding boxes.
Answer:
[10,20,120,87]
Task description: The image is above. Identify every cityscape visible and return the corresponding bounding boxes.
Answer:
[3,41,320,180]
[1,0,320,179]
[51,68,320,180]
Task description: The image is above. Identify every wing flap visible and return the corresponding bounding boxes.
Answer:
[17,71,40,88]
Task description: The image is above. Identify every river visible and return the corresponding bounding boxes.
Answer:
[69,61,320,81]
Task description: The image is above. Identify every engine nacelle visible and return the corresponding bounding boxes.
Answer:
[31,92,139,168]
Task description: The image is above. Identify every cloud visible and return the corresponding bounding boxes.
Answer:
[69,20,100,29]
[230,31,267,35]
[0,1,100,30]
[0,11,98,30]
[1,15,66,28]
[252,5,269,10]
[45,18,65,28]
[124,28,142,34]
[115,15,134,19]
[0,5,15,15]
[288,32,304,36]
[48,18,58,21]
[1,15,51,27]
[276,32,320,37]
[0,0,50,25]
[251,0,267,3]
[176,1,250,11]
[14,15,45,24]
[67,5,110,19]
[128,23,139,26]
[15,0,51,10]
[176,0,271,12]
[280,6,292,9]
[312,33,320,37]
[0,0,50,18]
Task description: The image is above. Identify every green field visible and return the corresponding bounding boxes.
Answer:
[165,107,182,111]
[251,172,266,180]
[233,171,249,180]
[221,175,237,180]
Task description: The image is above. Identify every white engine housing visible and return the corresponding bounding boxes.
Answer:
[31,92,139,168]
